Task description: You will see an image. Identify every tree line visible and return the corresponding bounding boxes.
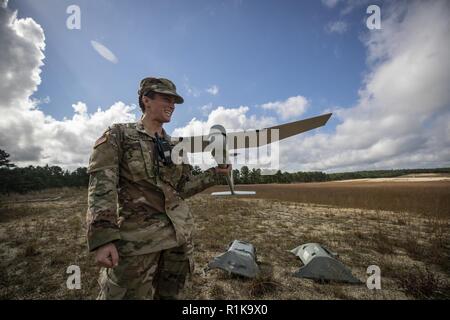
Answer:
[0,149,89,194]
[1,149,449,194]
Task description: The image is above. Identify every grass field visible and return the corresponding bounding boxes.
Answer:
[0,179,449,300]
[205,180,450,217]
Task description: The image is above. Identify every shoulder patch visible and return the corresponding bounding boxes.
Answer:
[94,134,108,148]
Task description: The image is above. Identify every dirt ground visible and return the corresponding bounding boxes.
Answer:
[0,180,449,300]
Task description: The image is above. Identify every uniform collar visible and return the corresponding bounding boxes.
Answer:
[136,119,172,141]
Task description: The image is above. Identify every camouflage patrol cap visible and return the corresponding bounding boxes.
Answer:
[138,77,184,104]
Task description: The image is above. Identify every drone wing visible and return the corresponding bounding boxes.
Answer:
[171,113,332,153]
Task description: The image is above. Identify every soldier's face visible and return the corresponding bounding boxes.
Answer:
[145,93,176,123]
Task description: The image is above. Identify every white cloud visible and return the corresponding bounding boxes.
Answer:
[206,85,219,96]
[261,96,309,120]
[325,21,348,34]
[72,101,87,114]
[31,95,50,105]
[2,101,136,169]
[172,105,276,138]
[0,4,135,170]
[281,0,450,172]
[184,77,220,97]
[183,75,201,97]
[201,103,213,111]
[90,40,118,64]
[321,0,373,16]
[0,8,45,108]
[200,103,214,116]
[340,0,371,15]
[321,0,340,8]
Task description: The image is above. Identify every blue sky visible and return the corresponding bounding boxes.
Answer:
[9,0,370,132]
[1,0,449,171]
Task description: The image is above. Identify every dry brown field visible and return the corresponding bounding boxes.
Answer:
[0,178,449,299]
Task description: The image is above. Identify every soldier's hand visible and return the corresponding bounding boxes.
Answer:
[95,243,119,268]
[214,164,232,175]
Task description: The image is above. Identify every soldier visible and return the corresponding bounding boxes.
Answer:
[86,77,231,299]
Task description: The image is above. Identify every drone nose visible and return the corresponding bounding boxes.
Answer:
[208,124,227,139]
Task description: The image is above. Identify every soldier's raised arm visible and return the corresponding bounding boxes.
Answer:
[86,125,123,252]
[176,164,221,199]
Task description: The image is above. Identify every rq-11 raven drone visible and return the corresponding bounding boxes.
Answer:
[171,113,332,196]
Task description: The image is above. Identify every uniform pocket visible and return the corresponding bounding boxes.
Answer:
[139,140,156,179]
[124,138,155,182]
[97,268,127,300]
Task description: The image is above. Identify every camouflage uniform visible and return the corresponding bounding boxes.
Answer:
[86,78,218,299]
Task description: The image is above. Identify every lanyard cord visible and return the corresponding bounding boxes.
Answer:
[153,137,160,178]
[153,132,174,178]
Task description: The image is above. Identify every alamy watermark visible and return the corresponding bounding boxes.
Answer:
[170,128,280,174]
[66,265,81,289]
[66,5,81,30]
[366,5,381,30]
[366,265,382,290]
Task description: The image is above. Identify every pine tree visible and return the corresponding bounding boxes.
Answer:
[0,149,15,168]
